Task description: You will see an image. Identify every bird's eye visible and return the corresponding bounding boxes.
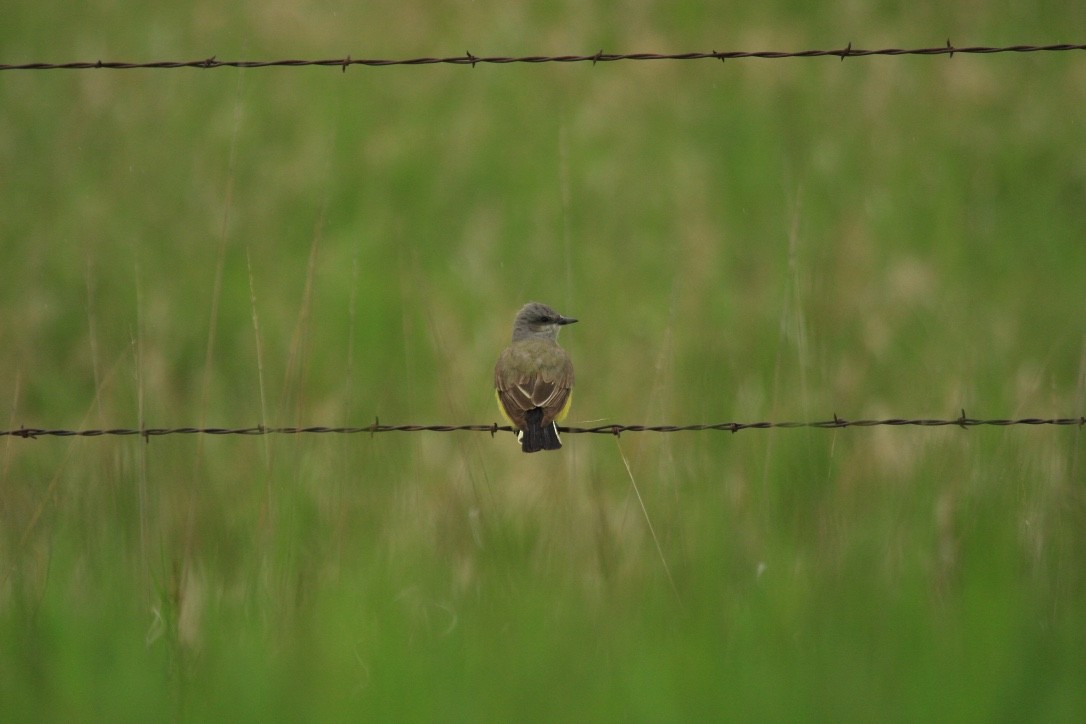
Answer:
[537,316,551,323]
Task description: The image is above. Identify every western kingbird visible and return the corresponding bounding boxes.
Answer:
[494,302,577,453]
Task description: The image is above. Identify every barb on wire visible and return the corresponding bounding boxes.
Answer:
[2,414,1084,440]
[2,43,1084,72]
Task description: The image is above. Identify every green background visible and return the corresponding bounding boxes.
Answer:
[2,1,1085,720]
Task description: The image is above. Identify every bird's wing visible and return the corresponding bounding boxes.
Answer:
[495,342,573,420]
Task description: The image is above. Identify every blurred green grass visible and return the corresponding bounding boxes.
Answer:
[3,1,1086,720]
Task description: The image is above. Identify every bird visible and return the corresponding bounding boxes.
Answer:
[494,302,577,453]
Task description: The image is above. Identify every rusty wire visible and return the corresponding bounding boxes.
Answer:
[2,43,1085,72]
[2,414,1083,441]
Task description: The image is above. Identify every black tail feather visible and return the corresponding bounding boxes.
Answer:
[520,408,562,453]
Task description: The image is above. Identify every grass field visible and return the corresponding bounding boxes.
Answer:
[2,2,1086,720]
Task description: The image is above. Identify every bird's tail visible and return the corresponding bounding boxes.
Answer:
[520,408,562,453]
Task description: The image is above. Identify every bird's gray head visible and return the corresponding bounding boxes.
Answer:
[511,302,578,342]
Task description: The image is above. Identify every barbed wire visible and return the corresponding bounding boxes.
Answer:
[2,42,1084,72]
[2,414,1083,441]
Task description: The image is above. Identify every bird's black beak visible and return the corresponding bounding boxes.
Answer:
[558,316,578,326]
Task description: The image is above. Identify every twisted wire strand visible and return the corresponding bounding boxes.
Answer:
[3,414,1083,440]
[2,43,1084,72]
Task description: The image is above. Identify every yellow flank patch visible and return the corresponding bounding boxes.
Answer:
[495,389,515,425]
[555,389,573,422]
